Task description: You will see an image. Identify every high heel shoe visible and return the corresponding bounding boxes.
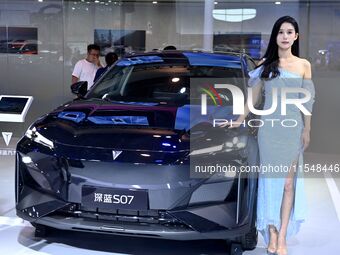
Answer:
[276,247,288,255]
[266,248,277,255]
[267,226,278,255]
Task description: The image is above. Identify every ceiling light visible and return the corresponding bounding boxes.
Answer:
[152,1,158,4]
[214,1,218,4]
[275,1,281,4]
[213,9,256,22]
[38,0,43,2]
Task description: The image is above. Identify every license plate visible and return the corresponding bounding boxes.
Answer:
[82,186,148,210]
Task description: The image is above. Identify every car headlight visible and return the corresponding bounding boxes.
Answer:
[189,135,247,156]
[25,126,54,149]
[223,135,247,152]
[205,168,238,182]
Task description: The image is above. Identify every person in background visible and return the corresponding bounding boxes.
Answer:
[94,52,118,82]
[72,44,101,90]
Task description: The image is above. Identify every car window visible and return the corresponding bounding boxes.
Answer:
[87,62,244,106]
[88,65,132,99]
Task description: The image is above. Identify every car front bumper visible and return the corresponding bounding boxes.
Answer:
[16,137,258,241]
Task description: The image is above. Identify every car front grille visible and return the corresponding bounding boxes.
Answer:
[52,203,193,231]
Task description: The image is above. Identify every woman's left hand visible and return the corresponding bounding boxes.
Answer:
[302,128,310,151]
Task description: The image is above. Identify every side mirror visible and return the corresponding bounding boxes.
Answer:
[71,81,88,98]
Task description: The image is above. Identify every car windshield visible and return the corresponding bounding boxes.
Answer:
[86,62,244,106]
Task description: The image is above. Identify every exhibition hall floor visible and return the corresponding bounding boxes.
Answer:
[1,152,339,255]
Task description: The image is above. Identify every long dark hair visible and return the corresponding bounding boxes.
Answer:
[259,16,299,79]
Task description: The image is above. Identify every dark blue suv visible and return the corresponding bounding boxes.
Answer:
[16,51,258,253]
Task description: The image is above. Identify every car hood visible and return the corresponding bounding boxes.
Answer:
[30,99,236,162]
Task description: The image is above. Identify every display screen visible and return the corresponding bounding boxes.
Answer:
[0,97,29,114]
[0,27,38,54]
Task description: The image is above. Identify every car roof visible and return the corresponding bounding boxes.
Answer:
[116,50,245,69]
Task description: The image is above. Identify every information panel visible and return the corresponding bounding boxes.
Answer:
[0,95,33,122]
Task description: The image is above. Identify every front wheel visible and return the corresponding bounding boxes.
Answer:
[230,243,243,255]
[31,223,50,238]
[239,226,258,250]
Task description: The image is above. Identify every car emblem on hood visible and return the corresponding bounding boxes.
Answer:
[112,150,122,160]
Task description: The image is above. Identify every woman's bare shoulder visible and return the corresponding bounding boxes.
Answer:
[297,58,312,78]
[299,58,311,68]
[294,57,311,68]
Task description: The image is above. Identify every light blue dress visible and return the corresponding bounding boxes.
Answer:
[248,66,315,245]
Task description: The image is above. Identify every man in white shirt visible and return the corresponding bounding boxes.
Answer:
[72,44,102,90]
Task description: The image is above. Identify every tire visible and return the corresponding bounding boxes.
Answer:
[235,193,258,250]
[240,179,258,250]
[239,226,258,250]
[31,223,50,238]
[230,243,243,255]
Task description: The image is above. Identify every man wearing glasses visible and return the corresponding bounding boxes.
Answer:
[72,44,102,90]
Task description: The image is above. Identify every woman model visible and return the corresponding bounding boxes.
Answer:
[228,16,315,255]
